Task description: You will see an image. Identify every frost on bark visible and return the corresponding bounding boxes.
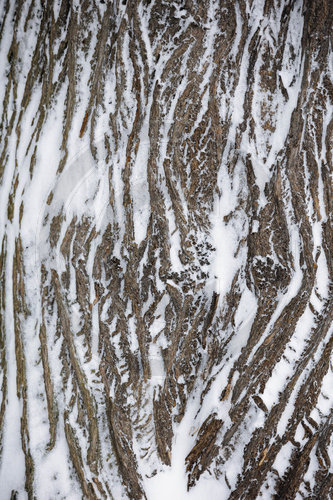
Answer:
[0,1,332,498]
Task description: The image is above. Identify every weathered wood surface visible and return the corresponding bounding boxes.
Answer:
[0,1,332,498]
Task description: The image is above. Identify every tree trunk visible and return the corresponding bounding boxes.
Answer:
[0,1,332,498]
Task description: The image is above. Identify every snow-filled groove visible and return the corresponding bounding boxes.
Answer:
[0,0,332,498]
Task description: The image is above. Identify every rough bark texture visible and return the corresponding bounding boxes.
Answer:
[0,0,332,498]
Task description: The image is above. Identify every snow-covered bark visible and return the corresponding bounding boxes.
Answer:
[0,0,332,498]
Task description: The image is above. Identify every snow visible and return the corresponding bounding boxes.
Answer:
[0,234,26,499]
[261,305,314,411]
[273,442,294,477]
[35,432,82,500]
[210,157,247,300]
[0,1,330,498]
[144,396,230,500]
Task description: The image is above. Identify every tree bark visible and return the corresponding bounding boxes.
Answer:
[0,1,332,498]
